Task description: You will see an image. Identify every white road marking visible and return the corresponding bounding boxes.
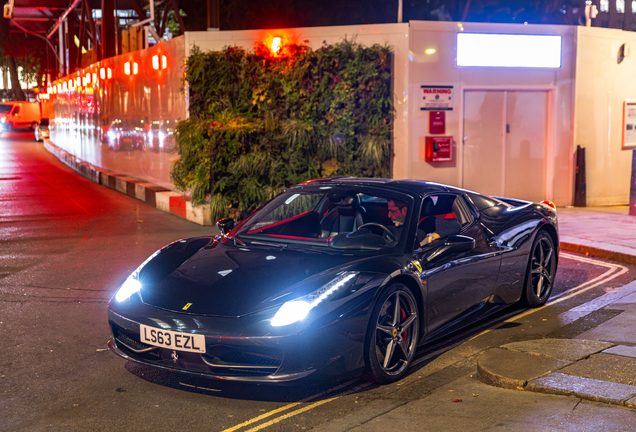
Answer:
[469,252,628,337]
[506,253,628,324]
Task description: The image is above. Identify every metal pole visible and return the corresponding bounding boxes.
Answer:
[58,18,64,76]
[397,0,403,23]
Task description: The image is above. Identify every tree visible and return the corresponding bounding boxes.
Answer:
[0,14,47,100]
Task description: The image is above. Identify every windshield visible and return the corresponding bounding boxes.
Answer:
[234,188,412,252]
[0,104,12,114]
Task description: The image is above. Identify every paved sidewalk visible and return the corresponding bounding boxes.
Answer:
[477,279,636,408]
[558,205,636,265]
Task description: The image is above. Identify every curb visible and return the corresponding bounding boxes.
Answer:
[476,340,636,409]
[560,241,636,266]
[43,140,212,225]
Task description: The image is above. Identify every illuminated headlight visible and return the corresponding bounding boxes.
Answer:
[148,131,153,141]
[115,276,141,302]
[1,117,5,123]
[107,130,116,140]
[271,272,358,327]
[114,249,162,302]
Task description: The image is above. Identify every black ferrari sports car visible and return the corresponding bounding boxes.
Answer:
[107,178,558,384]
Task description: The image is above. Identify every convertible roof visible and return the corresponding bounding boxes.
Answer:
[295,177,454,195]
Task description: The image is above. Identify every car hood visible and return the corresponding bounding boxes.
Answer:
[139,242,364,317]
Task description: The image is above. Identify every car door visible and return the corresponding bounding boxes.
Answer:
[11,105,20,127]
[414,193,504,334]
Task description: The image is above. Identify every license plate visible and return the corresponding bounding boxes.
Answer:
[139,324,206,353]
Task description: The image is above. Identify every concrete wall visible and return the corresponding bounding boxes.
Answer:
[407,21,577,205]
[574,26,636,206]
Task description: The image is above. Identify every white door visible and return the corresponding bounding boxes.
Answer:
[462,90,548,202]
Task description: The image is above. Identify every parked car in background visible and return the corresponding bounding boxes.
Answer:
[106,118,145,151]
[35,118,50,142]
[145,120,176,152]
[0,101,41,132]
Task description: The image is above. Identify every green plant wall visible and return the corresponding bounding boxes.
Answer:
[171,39,394,220]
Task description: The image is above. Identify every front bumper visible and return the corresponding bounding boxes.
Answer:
[107,298,371,383]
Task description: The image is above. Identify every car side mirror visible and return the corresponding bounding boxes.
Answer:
[216,217,236,235]
[426,234,475,263]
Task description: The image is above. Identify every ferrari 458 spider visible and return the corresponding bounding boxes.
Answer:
[107,178,558,384]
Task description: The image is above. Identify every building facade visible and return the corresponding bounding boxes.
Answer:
[49,22,636,206]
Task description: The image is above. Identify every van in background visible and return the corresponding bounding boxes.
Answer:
[0,101,41,132]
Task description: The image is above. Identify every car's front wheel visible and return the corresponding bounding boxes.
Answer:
[365,283,420,384]
[522,231,556,307]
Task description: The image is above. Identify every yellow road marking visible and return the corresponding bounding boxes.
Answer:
[244,397,339,432]
[220,403,301,432]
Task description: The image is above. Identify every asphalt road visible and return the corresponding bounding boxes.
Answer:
[2,131,636,431]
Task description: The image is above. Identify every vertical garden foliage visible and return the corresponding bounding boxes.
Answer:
[171,39,394,220]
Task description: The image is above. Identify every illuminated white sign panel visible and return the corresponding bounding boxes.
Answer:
[457,33,562,68]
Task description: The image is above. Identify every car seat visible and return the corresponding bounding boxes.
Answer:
[418,197,436,234]
[320,195,365,238]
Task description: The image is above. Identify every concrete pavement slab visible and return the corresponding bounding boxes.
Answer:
[558,353,636,386]
[346,375,636,431]
[604,345,636,358]
[502,339,614,362]
[477,348,572,389]
[575,309,636,345]
[557,280,636,325]
[527,372,636,405]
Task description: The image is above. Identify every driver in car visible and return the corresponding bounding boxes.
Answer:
[388,198,461,248]
[387,199,412,241]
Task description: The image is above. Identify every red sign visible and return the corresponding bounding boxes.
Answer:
[424,136,454,162]
[429,111,445,134]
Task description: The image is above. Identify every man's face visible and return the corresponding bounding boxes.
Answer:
[388,200,407,225]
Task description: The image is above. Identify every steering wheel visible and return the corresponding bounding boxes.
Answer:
[357,223,397,243]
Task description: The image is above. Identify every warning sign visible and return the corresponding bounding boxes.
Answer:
[420,85,454,111]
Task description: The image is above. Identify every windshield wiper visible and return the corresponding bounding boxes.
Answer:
[248,241,288,249]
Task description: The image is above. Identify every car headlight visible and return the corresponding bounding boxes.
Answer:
[1,117,5,123]
[271,272,358,327]
[114,249,162,302]
[107,130,116,140]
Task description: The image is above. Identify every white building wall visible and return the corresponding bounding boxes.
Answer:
[574,26,636,206]
[407,21,577,205]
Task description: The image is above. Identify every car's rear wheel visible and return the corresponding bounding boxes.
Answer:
[522,231,556,307]
[364,283,419,384]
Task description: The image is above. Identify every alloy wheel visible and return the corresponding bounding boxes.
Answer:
[530,236,555,300]
[373,289,419,377]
